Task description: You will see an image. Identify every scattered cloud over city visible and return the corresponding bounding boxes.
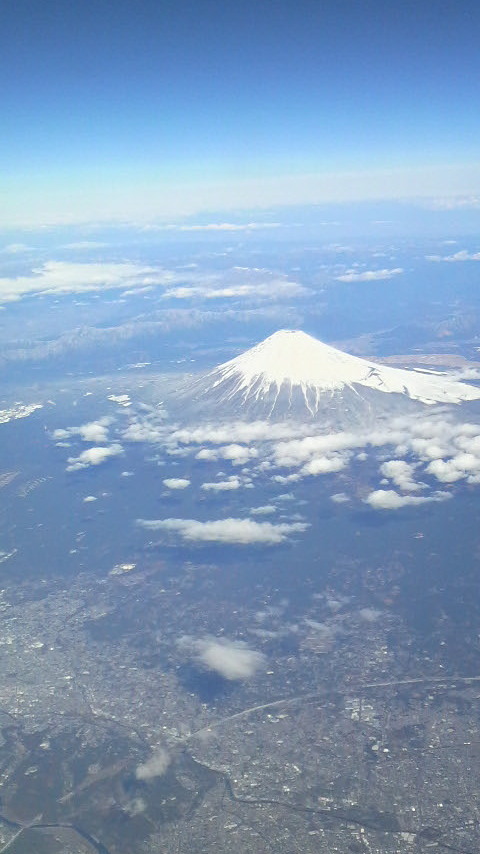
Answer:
[179,636,266,680]
[135,747,171,781]
[335,267,403,282]
[137,517,308,544]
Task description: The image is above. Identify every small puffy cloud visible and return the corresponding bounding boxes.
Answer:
[426,454,480,483]
[195,448,218,461]
[181,636,266,680]
[137,517,308,544]
[123,419,167,444]
[365,489,450,510]
[272,432,361,468]
[163,478,191,489]
[250,504,277,515]
[135,747,171,781]
[218,444,258,465]
[201,476,241,491]
[330,492,350,503]
[66,444,124,471]
[83,495,97,503]
[53,418,111,444]
[380,459,422,492]
[335,268,403,282]
[301,454,348,476]
[77,420,111,443]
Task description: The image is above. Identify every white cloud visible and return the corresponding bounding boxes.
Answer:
[144,221,282,232]
[358,608,382,622]
[0,261,176,303]
[380,459,422,492]
[135,748,170,781]
[137,517,308,544]
[335,268,403,282]
[1,243,32,254]
[172,421,303,445]
[330,492,350,503]
[426,453,480,483]
[163,478,191,489]
[426,196,480,210]
[163,278,307,301]
[63,241,110,249]
[427,249,480,262]
[181,636,266,680]
[127,405,480,513]
[83,495,98,503]
[123,419,168,444]
[66,444,124,471]
[365,489,450,510]
[301,455,348,476]
[250,504,277,515]
[201,476,242,491]
[272,432,360,469]
[53,418,111,444]
[195,444,257,465]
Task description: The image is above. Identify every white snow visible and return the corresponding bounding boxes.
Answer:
[208,330,480,410]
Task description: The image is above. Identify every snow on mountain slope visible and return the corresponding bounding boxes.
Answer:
[179,330,480,422]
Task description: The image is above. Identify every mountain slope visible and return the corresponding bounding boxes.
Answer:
[178,330,480,423]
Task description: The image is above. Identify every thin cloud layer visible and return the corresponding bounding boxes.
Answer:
[427,249,480,262]
[0,261,176,303]
[147,222,282,232]
[335,268,403,282]
[163,278,306,301]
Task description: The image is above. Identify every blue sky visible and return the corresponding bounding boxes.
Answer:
[3,0,480,224]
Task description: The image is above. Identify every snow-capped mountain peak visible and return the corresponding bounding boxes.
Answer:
[181,330,480,423]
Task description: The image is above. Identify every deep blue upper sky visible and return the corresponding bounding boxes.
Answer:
[3,0,480,224]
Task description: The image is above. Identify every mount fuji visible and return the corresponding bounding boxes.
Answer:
[177,330,480,424]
